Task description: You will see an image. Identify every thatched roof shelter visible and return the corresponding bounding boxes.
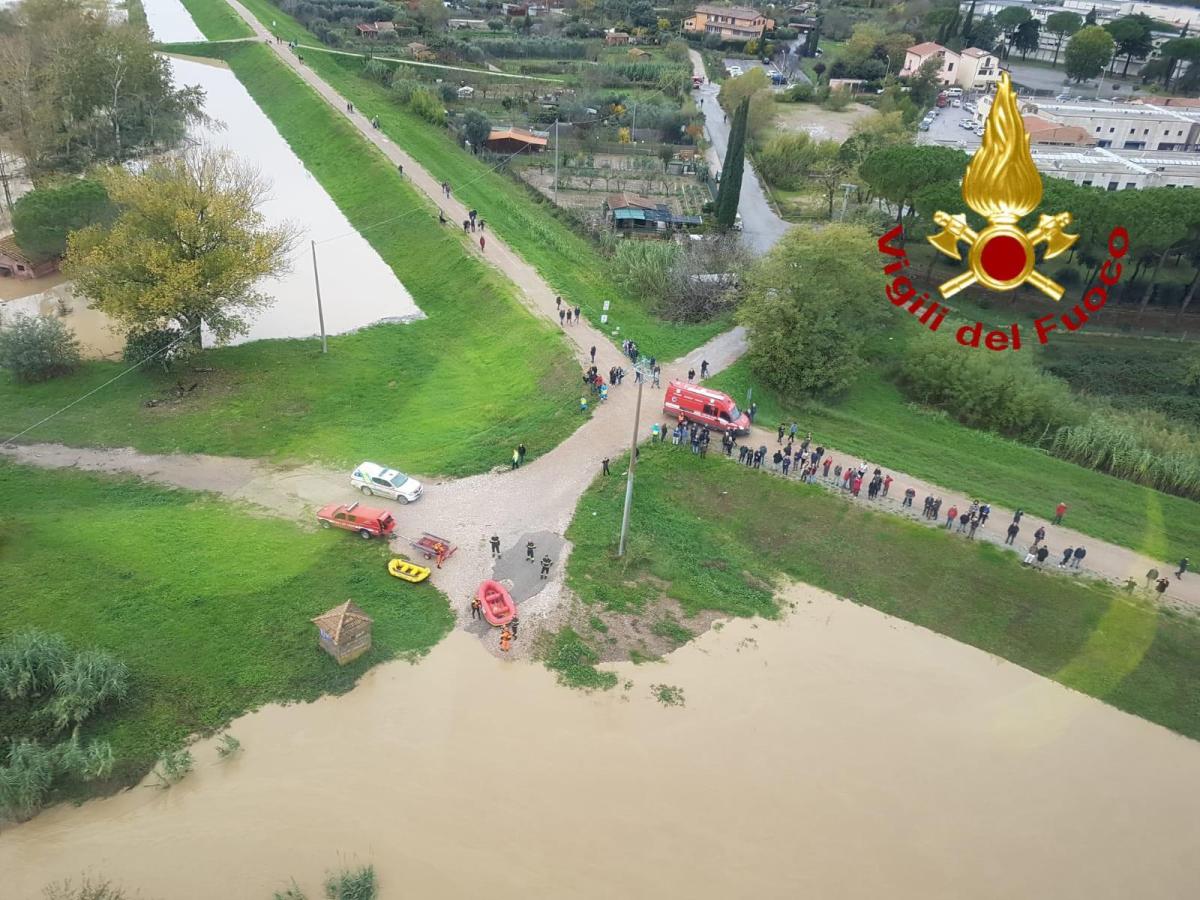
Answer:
[312,600,374,665]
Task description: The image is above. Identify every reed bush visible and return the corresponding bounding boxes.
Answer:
[897,333,1200,499]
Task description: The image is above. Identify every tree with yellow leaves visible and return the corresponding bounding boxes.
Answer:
[65,147,297,348]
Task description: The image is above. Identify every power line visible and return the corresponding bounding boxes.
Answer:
[2,323,203,448]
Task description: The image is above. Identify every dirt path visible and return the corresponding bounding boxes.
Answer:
[735,423,1200,613]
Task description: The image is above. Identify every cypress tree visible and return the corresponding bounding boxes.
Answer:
[715,97,749,229]
[962,0,976,42]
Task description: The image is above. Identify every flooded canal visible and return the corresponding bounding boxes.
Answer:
[4,586,1197,899]
[0,0,422,354]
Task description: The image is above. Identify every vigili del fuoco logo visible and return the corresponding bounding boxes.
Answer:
[878,72,1130,351]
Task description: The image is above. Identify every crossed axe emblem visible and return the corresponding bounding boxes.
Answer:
[928,211,1078,301]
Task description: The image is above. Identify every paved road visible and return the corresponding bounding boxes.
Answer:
[690,49,790,255]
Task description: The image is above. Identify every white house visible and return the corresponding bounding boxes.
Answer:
[900,42,1001,91]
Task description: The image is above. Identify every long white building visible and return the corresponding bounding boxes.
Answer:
[976,95,1200,150]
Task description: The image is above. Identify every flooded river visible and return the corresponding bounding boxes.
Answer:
[4,586,1197,899]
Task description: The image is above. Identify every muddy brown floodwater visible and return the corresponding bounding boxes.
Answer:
[3,586,1199,899]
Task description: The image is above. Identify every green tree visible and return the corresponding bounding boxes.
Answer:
[11,179,113,261]
[859,144,968,224]
[1046,12,1083,68]
[1104,14,1155,76]
[715,97,748,229]
[756,132,820,190]
[0,0,203,176]
[909,56,943,107]
[1158,37,1200,89]
[961,0,977,43]
[738,224,885,397]
[809,142,853,219]
[1014,19,1041,60]
[0,314,81,383]
[970,14,1001,52]
[1064,25,1115,83]
[995,6,1031,59]
[65,148,297,348]
[1123,188,1200,317]
[462,109,492,152]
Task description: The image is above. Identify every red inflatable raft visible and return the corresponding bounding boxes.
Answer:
[477,580,516,626]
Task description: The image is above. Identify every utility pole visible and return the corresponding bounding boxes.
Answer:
[631,102,637,142]
[617,361,650,558]
[553,119,560,203]
[839,182,856,220]
[310,239,328,354]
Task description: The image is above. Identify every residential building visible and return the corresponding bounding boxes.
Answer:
[683,5,775,42]
[354,21,396,37]
[0,235,58,279]
[900,42,1000,91]
[605,30,631,45]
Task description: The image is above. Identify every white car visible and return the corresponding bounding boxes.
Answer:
[350,462,423,503]
[728,65,743,77]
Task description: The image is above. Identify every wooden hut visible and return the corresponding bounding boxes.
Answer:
[312,600,373,665]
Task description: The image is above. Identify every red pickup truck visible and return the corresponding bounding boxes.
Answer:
[316,502,396,540]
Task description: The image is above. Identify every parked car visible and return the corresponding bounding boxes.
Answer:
[918,121,930,132]
[959,120,975,129]
[316,502,397,540]
[951,99,962,107]
[350,462,423,503]
[728,65,743,77]
[663,380,750,435]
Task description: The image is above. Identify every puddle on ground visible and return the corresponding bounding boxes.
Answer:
[3,585,1197,899]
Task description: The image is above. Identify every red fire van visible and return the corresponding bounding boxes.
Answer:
[663,381,751,434]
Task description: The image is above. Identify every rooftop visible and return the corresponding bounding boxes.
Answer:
[311,601,373,644]
[693,4,764,19]
[907,41,948,56]
[485,128,548,146]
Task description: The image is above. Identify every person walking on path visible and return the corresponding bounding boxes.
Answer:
[574,307,581,324]
[1176,557,1190,579]
[823,456,833,479]
[499,625,512,653]
[968,516,979,540]
[1033,526,1046,547]
[556,296,562,311]
[978,503,991,527]
[602,458,610,475]
[517,444,526,466]
[1036,545,1050,566]
[490,534,501,558]
[1012,508,1023,525]
[777,424,785,444]
[1156,577,1170,597]
[1053,502,1068,524]
[781,455,791,477]
[1145,568,1159,589]
[590,345,596,364]
[688,368,696,382]
[958,512,970,533]
[901,487,914,508]
[511,448,519,470]
[479,235,486,251]
[1005,522,1020,545]
[1059,547,1074,568]
[540,554,553,579]
[700,360,710,379]
[470,597,482,620]
[882,475,893,497]
[945,505,958,529]
[579,396,588,414]
[526,540,536,562]
[1070,546,1087,569]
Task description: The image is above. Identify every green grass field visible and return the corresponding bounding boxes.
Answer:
[566,448,1200,740]
[202,0,730,360]
[709,360,1200,562]
[176,0,252,40]
[0,43,581,477]
[0,460,454,794]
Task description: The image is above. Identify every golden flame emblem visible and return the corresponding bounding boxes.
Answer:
[928,72,1078,300]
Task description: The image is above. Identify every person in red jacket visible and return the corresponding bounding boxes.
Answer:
[1053,501,1068,524]
[944,505,958,529]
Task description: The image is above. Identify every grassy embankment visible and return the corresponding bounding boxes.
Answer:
[0,42,580,477]
[564,448,1200,740]
[0,460,454,793]
[709,360,1200,563]
[177,0,253,40]
[215,0,730,360]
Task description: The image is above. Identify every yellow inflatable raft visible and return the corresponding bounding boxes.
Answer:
[388,558,431,583]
